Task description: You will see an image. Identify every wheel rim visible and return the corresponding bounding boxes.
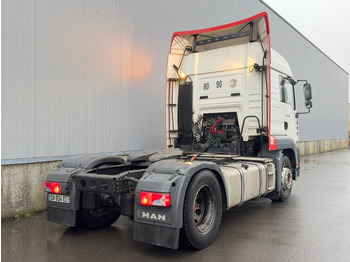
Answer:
[281,166,293,191]
[193,185,216,233]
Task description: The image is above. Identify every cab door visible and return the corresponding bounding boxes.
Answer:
[280,77,298,142]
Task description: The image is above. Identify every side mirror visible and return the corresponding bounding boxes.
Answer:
[304,83,312,101]
[296,81,313,117]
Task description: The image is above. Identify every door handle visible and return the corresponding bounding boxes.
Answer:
[284,121,288,130]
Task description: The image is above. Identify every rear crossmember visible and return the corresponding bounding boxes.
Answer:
[75,169,145,195]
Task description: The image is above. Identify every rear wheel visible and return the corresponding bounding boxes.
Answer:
[180,170,222,249]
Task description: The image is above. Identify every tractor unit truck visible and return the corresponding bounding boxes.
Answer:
[43,13,312,250]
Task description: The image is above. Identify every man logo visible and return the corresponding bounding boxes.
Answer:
[229,79,237,88]
[141,212,166,221]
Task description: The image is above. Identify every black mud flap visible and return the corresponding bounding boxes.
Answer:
[133,222,179,249]
[47,207,76,227]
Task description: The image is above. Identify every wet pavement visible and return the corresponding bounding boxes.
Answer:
[2,149,350,262]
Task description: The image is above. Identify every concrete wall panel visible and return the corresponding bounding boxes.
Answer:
[1,161,60,217]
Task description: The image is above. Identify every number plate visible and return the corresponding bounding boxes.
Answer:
[48,194,70,204]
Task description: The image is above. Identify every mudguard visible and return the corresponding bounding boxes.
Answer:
[46,155,126,226]
[57,154,125,169]
[133,159,226,249]
[272,135,300,180]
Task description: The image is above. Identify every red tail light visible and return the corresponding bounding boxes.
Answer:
[140,192,171,207]
[43,182,61,194]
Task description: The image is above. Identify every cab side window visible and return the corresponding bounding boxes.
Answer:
[280,77,295,110]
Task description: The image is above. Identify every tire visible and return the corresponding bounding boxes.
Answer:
[276,156,293,202]
[76,194,121,229]
[180,170,222,249]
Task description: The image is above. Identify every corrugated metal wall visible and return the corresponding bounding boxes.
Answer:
[2,0,348,163]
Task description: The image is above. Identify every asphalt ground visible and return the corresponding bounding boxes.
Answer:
[2,149,350,262]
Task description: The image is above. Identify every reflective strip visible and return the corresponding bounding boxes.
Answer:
[263,164,269,196]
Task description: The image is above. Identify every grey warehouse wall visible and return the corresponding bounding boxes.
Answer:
[2,0,349,164]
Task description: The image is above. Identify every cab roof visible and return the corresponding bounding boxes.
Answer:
[170,12,270,54]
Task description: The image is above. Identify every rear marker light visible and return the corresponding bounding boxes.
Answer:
[269,136,278,151]
[140,192,171,207]
[43,182,61,194]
